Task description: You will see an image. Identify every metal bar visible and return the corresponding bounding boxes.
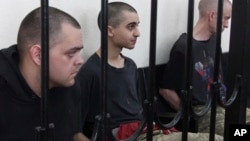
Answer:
[182,0,194,141]
[213,0,223,81]
[147,0,158,140]
[40,0,49,141]
[209,0,223,140]
[224,0,249,140]
[100,0,108,140]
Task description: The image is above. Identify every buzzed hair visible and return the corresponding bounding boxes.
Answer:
[198,0,232,17]
[17,6,81,58]
[97,2,137,30]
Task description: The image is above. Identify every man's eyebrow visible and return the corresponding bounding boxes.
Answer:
[128,21,140,25]
[67,46,84,52]
[126,22,140,28]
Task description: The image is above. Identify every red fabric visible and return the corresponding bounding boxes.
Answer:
[116,121,179,140]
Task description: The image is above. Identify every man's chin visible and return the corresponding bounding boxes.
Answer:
[127,46,135,50]
[64,79,75,87]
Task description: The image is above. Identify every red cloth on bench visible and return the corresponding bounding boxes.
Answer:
[116,121,179,140]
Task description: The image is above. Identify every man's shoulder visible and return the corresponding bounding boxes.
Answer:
[176,33,187,44]
[78,53,100,74]
[83,53,100,68]
[122,55,137,67]
[125,56,136,63]
[171,33,187,53]
[0,45,18,56]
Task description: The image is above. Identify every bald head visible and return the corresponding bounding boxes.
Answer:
[198,0,232,17]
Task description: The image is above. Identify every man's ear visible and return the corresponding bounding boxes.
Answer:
[108,25,114,37]
[30,44,41,65]
[208,11,216,22]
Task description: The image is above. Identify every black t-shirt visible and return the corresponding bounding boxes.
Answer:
[77,53,143,136]
[160,33,225,105]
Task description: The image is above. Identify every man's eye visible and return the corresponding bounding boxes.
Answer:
[128,24,136,30]
[67,51,76,57]
[66,47,82,58]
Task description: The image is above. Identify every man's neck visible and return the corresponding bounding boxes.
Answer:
[193,20,212,41]
[19,60,42,97]
[96,45,125,68]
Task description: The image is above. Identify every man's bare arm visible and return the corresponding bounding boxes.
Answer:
[159,88,181,111]
[73,132,90,141]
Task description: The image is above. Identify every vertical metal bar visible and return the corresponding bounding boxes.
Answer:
[209,0,223,141]
[100,0,108,140]
[147,0,157,140]
[182,0,194,141]
[41,0,49,141]
[209,83,218,141]
[213,0,223,80]
[224,0,249,140]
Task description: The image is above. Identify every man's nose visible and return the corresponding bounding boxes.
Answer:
[134,27,140,37]
[224,20,229,28]
[75,54,84,66]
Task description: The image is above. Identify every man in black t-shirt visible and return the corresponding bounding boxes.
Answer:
[159,0,232,136]
[77,2,142,140]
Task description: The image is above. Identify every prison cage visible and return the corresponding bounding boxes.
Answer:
[36,0,250,141]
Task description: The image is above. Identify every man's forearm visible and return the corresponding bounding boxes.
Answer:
[73,132,90,141]
[159,88,181,111]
